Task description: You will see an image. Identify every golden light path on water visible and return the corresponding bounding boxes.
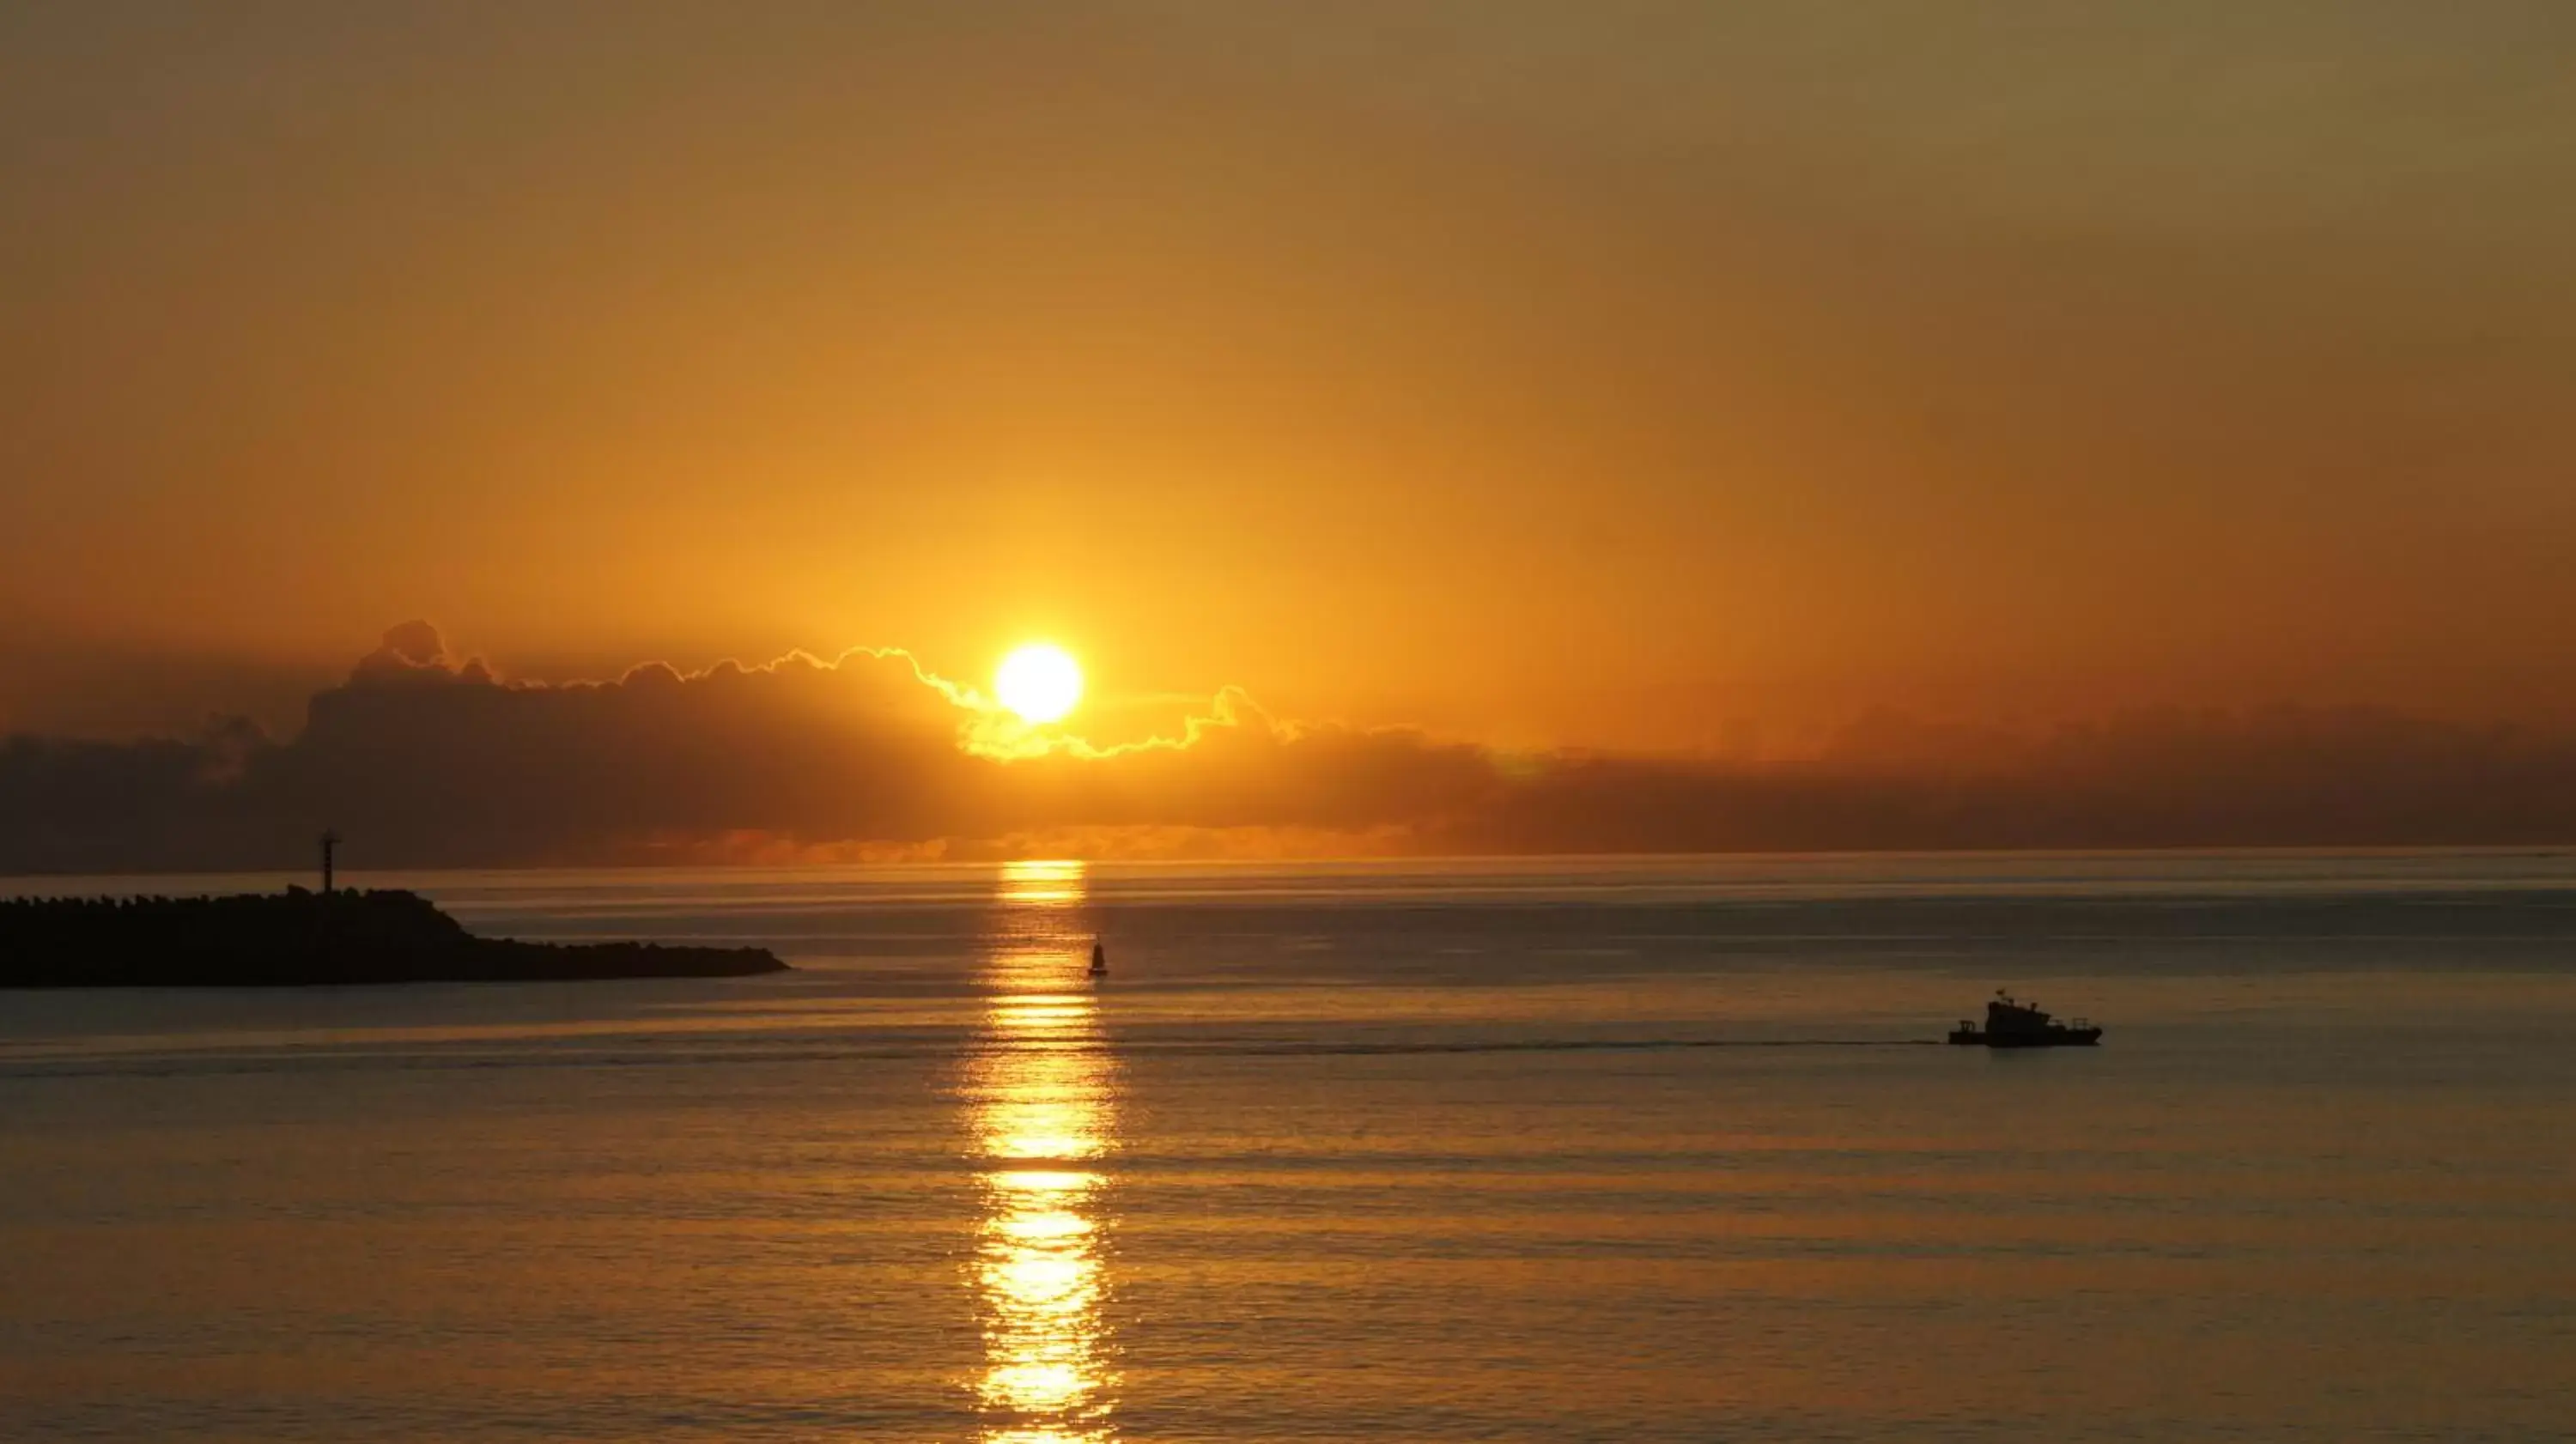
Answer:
[966,859,1120,1443]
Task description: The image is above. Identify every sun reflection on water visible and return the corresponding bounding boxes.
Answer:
[966,860,1119,1443]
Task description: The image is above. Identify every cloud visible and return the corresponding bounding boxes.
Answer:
[349,620,489,684]
[6,626,2576,874]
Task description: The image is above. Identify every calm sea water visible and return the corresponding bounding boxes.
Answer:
[3,852,2572,1441]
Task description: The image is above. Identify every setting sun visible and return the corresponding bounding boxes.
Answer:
[994,644,1083,725]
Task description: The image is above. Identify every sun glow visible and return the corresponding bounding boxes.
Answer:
[995,644,1084,725]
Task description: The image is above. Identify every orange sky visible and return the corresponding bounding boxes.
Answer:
[4,3,2573,749]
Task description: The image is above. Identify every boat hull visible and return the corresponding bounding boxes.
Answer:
[1948,1027,2102,1047]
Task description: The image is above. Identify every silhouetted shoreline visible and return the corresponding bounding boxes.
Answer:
[0,888,787,987]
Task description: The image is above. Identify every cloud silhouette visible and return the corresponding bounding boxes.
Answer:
[5,625,2576,874]
[349,619,488,684]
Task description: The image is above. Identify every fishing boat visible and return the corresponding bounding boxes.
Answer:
[1948,990,2101,1047]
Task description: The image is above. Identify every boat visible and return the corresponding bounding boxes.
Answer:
[1948,990,2101,1047]
[1088,941,1108,978]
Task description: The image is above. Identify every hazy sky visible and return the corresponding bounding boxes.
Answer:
[5,2,2573,748]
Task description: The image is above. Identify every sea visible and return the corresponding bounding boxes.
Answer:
[2,852,2571,1442]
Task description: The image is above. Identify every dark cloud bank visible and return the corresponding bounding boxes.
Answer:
[8,624,2576,875]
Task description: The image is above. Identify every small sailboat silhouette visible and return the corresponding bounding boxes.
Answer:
[1088,940,1108,978]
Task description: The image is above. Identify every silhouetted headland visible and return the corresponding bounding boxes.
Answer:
[0,888,787,987]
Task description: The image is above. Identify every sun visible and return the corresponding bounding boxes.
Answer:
[994,643,1083,725]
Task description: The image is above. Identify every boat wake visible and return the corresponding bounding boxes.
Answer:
[3,1032,1943,1080]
